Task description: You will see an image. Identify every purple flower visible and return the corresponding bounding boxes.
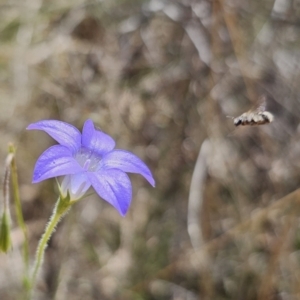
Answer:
[27,119,155,216]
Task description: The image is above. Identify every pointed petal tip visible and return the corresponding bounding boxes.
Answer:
[109,202,128,217]
[26,124,35,130]
[26,120,81,153]
[119,209,127,217]
[143,171,155,187]
[84,119,94,126]
[32,176,41,184]
[26,121,50,130]
[32,171,48,183]
[101,149,155,187]
[148,177,155,187]
[113,200,130,217]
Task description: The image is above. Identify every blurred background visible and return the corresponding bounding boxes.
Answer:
[1,0,300,299]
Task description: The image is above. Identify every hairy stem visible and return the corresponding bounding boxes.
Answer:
[29,195,73,297]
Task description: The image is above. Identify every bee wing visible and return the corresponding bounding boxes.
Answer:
[244,96,267,114]
[254,95,267,113]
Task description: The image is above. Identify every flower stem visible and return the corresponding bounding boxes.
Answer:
[29,195,73,297]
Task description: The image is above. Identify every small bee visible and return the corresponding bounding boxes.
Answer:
[233,97,274,126]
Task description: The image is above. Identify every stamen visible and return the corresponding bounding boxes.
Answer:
[83,159,91,170]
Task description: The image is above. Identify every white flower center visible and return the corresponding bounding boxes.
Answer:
[75,148,101,172]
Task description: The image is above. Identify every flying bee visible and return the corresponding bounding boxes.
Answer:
[232,97,274,126]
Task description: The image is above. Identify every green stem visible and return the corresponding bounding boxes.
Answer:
[8,145,30,277]
[29,195,73,297]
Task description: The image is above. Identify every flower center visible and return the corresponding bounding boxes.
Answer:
[75,147,101,172]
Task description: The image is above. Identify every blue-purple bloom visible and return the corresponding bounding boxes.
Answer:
[27,119,155,216]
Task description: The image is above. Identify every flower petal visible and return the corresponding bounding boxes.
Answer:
[27,120,81,153]
[100,150,155,186]
[33,145,83,183]
[61,172,91,200]
[81,119,115,156]
[87,170,132,216]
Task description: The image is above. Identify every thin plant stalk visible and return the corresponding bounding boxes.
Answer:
[0,153,14,253]
[8,145,30,284]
